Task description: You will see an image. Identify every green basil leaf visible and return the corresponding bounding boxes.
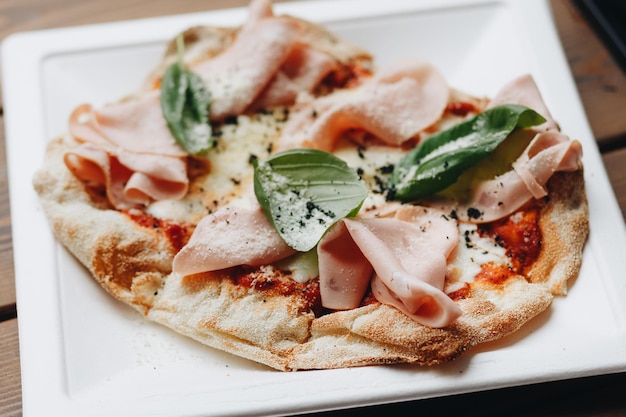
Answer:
[160,37,213,155]
[389,104,546,201]
[254,149,369,252]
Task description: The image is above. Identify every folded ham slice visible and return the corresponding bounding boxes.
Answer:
[65,98,189,209]
[318,206,462,328]
[487,74,558,131]
[192,0,338,119]
[278,61,449,151]
[249,41,338,111]
[172,204,296,276]
[193,16,303,120]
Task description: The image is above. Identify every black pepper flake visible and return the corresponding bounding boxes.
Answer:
[224,115,238,125]
[357,146,366,159]
[378,164,394,174]
[248,154,258,165]
[230,177,241,185]
[372,175,387,194]
[467,207,482,219]
[305,200,335,220]
[450,209,458,220]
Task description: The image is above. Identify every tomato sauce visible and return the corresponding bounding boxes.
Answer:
[478,204,543,275]
[232,266,323,315]
[124,209,192,252]
[321,62,373,90]
[445,101,480,117]
[474,262,516,286]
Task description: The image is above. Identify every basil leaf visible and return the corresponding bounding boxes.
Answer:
[160,37,213,154]
[254,149,368,252]
[389,104,546,201]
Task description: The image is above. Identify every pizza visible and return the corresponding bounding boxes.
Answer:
[33,0,589,371]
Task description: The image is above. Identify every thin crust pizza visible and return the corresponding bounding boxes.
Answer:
[33,0,589,371]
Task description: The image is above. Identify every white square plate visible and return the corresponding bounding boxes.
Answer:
[3,0,626,416]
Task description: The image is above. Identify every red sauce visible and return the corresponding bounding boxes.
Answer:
[321,62,373,90]
[124,209,192,252]
[447,283,471,300]
[478,205,543,275]
[231,266,323,315]
[445,101,480,117]
[474,262,516,286]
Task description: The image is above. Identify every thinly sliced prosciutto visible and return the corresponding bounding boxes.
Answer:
[487,74,558,131]
[249,42,338,110]
[192,0,338,119]
[192,16,303,120]
[317,206,461,327]
[172,204,296,276]
[66,97,189,209]
[69,95,186,157]
[278,61,449,151]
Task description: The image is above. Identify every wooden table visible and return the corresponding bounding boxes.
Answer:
[1,1,625,416]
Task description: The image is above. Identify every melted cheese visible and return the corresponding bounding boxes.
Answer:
[147,110,286,223]
[447,223,509,283]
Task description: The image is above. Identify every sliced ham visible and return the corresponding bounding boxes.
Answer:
[191,0,340,118]
[239,0,273,33]
[316,220,374,309]
[318,206,462,328]
[172,204,296,276]
[249,42,338,110]
[278,61,449,151]
[69,95,186,157]
[192,17,303,120]
[488,74,558,131]
[66,97,189,210]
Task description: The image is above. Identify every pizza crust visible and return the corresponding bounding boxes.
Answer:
[529,170,589,294]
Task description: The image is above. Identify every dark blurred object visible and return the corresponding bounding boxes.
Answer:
[574,0,626,74]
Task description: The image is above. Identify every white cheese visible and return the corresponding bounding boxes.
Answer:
[447,223,509,283]
[147,110,286,223]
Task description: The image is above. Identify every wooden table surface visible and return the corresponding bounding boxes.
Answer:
[1,1,625,416]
